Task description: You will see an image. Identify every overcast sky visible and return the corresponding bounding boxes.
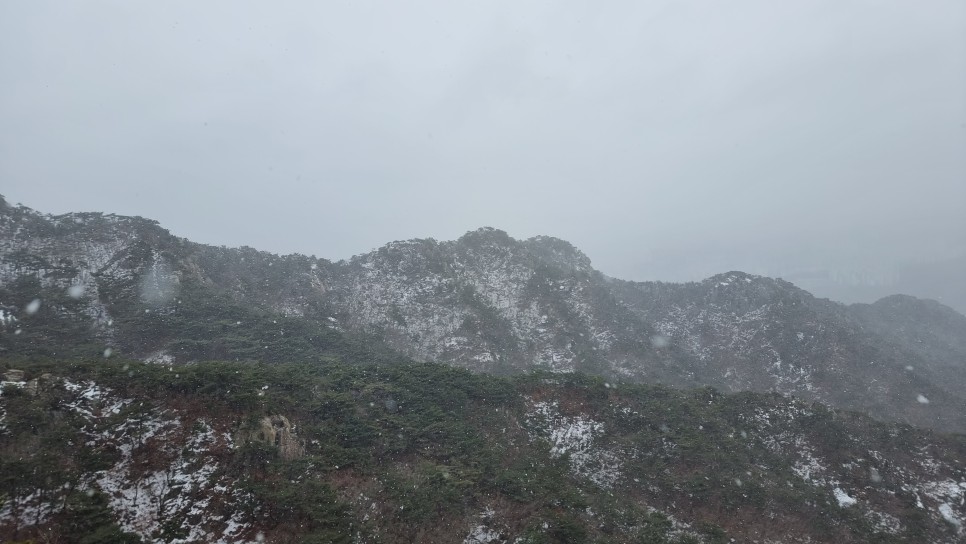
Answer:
[2,1,964,296]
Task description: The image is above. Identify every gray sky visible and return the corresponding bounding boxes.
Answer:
[2,1,964,300]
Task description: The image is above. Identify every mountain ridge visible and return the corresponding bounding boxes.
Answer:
[3,200,966,542]
[1,200,965,433]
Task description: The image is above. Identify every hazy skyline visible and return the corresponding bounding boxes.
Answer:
[2,1,964,305]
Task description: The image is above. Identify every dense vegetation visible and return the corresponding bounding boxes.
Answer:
[0,269,407,368]
[3,355,965,543]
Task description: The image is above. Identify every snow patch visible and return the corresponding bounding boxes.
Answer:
[463,508,503,544]
[527,400,621,487]
[864,509,902,535]
[833,487,857,507]
[0,309,17,325]
[143,350,175,365]
[939,503,962,531]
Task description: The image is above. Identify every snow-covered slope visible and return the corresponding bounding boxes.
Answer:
[3,362,966,543]
[2,200,965,432]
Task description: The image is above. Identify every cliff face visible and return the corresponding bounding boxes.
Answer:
[1,203,965,432]
[328,228,675,379]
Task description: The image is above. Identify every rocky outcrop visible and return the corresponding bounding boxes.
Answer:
[241,415,303,460]
[2,202,966,431]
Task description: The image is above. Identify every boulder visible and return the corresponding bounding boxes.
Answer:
[242,414,304,460]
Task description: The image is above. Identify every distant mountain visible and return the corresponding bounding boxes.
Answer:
[1,200,965,433]
[851,295,966,401]
[779,255,966,317]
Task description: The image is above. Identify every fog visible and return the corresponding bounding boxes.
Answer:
[2,1,964,310]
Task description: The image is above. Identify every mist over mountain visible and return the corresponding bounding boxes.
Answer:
[621,243,966,317]
[2,200,966,542]
[2,199,964,433]
[2,1,963,540]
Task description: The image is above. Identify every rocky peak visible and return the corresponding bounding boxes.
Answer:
[454,226,516,250]
[351,237,450,277]
[523,235,593,273]
[350,228,595,280]
[3,202,966,433]
[699,271,812,312]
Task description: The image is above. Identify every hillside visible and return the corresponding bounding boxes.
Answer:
[2,358,965,543]
[2,200,966,542]
[851,295,966,400]
[1,200,964,432]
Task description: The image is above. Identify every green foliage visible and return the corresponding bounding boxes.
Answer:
[1,354,964,543]
[637,511,674,543]
[241,465,352,543]
[546,513,588,543]
[381,461,473,523]
[0,276,104,359]
[61,491,142,544]
[696,522,728,544]
[489,455,583,509]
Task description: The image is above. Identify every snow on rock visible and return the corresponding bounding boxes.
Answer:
[0,308,17,325]
[864,510,902,535]
[743,404,834,487]
[791,444,830,487]
[527,400,621,488]
[143,350,175,365]
[63,379,133,419]
[938,503,962,531]
[91,413,254,543]
[833,487,857,507]
[95,418,244,542]
[2,376,253,543]
[334,233,617,375]
[464,523,503,544]
[917,479,966,532]
[0,489,57,527]
[463,508,504,544]
[646,286,823,396]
